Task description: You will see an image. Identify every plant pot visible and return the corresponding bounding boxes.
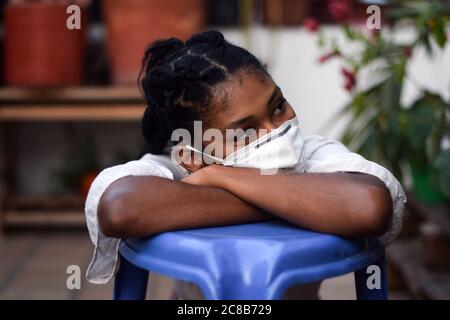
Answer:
[420,222,450,271]
[79,171,98,198]
[206,0,239,27]
[263,0,311,26]
[4,3,86,86]
[398,206,421,238]
[411,164,446,205]
[102,0,205,85]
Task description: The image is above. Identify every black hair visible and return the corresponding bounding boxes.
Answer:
[139,30,269,155]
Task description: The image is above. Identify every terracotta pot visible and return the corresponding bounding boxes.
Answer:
[79,171,98,199]
[420,222,450,271]
[263,0,311,26]
[5,4,86,86]
[102,0,205,85]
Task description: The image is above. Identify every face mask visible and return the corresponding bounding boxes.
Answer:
[185,117,304,173]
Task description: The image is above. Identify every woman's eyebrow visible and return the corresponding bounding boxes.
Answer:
[227,115,254,130]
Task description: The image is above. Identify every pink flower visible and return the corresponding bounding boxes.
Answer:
[344,80,355,91]
[303,17,320,32]
[341,67,356,91]
[318,51,338,63]
[403,46,412,58]
[327,0,352,21]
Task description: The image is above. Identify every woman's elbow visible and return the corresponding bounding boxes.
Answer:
[361,186,393,237]
[98,187,137,238]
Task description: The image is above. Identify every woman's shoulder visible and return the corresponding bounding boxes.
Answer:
[92,150,187,185]
[302,134,351,161]
[139,152,188,180]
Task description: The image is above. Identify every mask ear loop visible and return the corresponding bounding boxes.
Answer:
[184,145,225,165]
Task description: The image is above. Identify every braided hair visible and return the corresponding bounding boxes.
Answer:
[139,30,269,154]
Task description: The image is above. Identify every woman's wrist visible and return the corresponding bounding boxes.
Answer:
[201,164,232,189]
[207,165,261,192]
[182,164,260,193]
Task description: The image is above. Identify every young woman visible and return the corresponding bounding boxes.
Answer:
[85,30,406,299]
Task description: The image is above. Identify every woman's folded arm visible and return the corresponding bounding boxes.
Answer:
[98,175,272,238]
[183,165,393,239]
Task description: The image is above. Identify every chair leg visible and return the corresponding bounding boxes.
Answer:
[354,250,389,300]
[113,255,149,300]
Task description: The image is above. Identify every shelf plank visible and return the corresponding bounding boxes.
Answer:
[7,195,85,210]
[0,104,145,121]
[0,86,143,103]
[4,210,85,228]
[387,239,450,300]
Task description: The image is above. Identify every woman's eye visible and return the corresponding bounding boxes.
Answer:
[273,99,286,115]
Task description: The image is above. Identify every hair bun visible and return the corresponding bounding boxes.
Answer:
[186,30,226,48]
[142,38,185,71]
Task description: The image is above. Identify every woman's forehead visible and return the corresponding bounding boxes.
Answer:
[208,71,276,128]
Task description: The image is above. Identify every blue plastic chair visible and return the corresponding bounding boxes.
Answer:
[114,220,388,300]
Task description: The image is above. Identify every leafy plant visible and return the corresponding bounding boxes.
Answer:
[434,148,450,198]
[317,0,450,199]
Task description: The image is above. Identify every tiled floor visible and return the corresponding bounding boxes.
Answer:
[0,230,409,300]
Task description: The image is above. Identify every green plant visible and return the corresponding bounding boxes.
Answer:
[53,137,100,194]
[318,0,450,199]
[434,148,450,198]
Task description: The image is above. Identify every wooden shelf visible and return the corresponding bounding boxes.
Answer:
[0,86,143,103]
[0,86,146,122]
[0,87,146,230]
[6,195,85,210]
[0,104,145,121]
[387,239,450,299]
[407,192,450,237]
[3,210,85,228]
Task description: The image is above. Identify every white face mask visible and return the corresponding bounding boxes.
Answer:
[185,117,304,173]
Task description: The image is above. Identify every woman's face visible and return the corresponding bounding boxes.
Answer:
[204,69,296,158]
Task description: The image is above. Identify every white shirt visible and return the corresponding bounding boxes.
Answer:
[84,135,406,284]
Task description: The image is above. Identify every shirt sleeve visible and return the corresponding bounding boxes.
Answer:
[302,135,407,246]
[84,156,175,284]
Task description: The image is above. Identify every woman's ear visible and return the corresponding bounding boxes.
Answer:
[179,146,205,173]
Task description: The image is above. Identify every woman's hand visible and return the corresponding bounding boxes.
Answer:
[182,165,258,188]
[182,164,226,187]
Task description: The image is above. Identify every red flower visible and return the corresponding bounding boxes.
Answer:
[344,80,355,91]
[403,46,412,58]
[327,0,352,21]
[341,67,354,78]
[341,67,356,91]
[318,51,338,63]
[303,17,320,32]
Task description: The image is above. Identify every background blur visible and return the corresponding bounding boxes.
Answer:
[0,0,449,300]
